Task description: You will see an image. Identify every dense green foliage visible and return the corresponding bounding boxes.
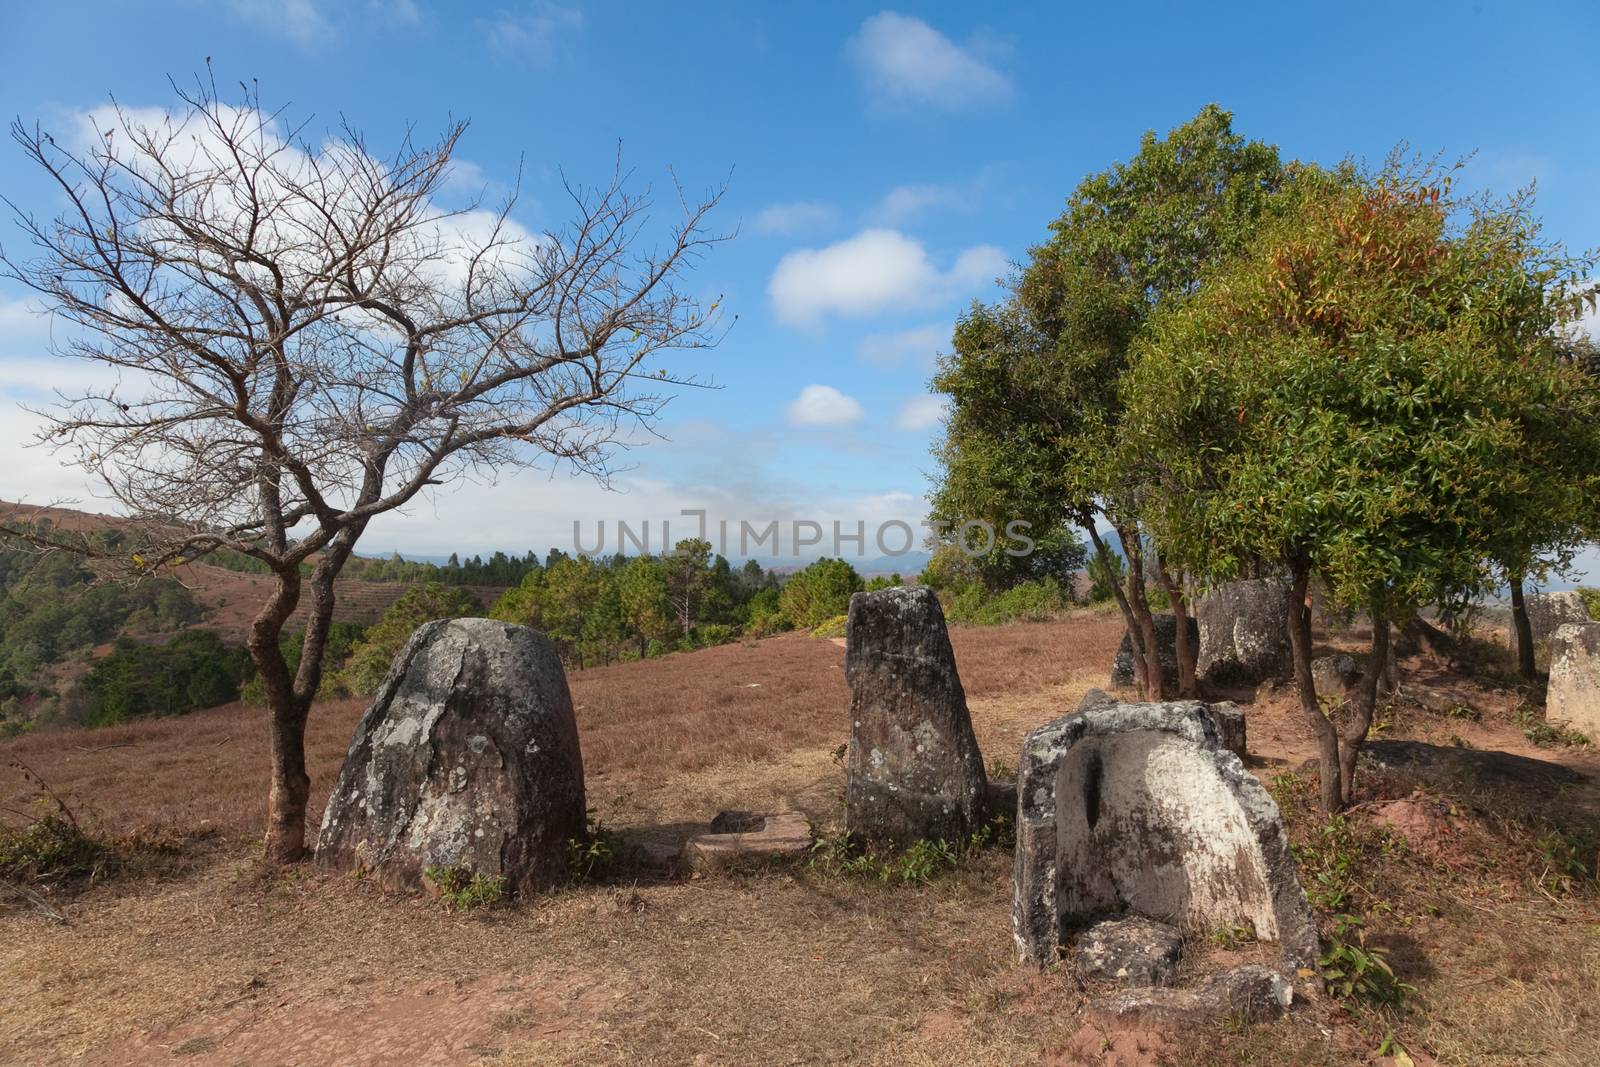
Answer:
[489,542,782,668]
[0,537,206,727]
[932,102,1600,809]
[1126,162,1600,609]
[777,558,865,630]
[930,105,1283,577]
[74,630,249,725]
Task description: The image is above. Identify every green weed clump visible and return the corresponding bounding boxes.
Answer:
[566,809,624,884]
[1318,913,1416,1009]
[808,810,1014,886]
[0,812,109,886]
[422,863,507,912]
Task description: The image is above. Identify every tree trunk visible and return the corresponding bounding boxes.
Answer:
[1120,526,1168,699]
[250,567,308,865]
[1338,601,1388,804]
[1155,558,1197,698]
[1286,557,1341,813]
[1086,524,1152,699]
[1510,573,1536,679]
[256,525,363,866]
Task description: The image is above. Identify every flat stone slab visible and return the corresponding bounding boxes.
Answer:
[1074,916,1183,987]
[682,811,812,869]
[1087,965,1293,1027]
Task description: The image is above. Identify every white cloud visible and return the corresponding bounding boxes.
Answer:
[227,0,333,43]
[372,0,421,23]
[895,394,947,431]
[858,323,946,368]
[486,3,584,62]
[847,12,1012,113]
[873,183,959,225]
[751,201,838,237]
[768,228,1003,327]
[948,244,1007,289]
[786,384,865,427]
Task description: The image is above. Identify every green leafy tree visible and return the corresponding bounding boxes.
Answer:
[664,538,713,635]
[1125,159,1600,810]
[779,558,864,629]
[617,556,674,658]
[931,104,1284,698]
[76,630,249,725]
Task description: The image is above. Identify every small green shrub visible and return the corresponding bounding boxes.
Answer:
[1523,721,1591,748]
[779,558,864,629]
[808,811,1012,885]
[566,810,623,883]
[1211,921,1257,950]
[943,578,1068,626]
[688,623,740,649]
[422,863,506,912]
[1318,914,1415,1009]
[1289,811,1401,914]
[0,812,110,886]
[810,614,848,640]
[1534,827,1600,894]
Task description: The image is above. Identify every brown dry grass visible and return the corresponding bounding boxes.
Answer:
[2,610,1599,1066]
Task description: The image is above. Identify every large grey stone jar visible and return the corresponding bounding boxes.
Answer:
[316,618,586,895]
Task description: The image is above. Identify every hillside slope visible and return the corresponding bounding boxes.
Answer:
[0,500,505,640]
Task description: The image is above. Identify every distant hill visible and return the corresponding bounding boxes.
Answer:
[0,501,504,642]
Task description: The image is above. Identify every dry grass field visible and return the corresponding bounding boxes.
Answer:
[3,611,1599,1066]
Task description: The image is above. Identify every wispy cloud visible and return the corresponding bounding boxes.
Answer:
[751,201,838,237]
[895,394,947,432]
[847,12,1012,114]
[485,3,584,63]
[226,0,334,43]
[858,323,947,368]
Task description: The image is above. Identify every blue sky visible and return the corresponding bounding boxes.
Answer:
[1,2,1597,565]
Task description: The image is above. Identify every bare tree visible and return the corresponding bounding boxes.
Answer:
[1,74,727,863]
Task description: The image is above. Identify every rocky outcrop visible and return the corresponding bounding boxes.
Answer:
[1545,622,1600,738]
[1013,696,1317,975]
[1110,614,1199,690]
[1197,580,1291,684]
[315,618,586,895]
[1511,591,1591,661]
[845,586,988,847]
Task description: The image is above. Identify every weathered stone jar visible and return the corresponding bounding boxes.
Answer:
[844,586,989,847]
[316,618,586,895]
